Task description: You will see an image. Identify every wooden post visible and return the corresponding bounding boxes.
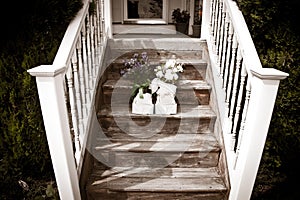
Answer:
[28,65,81,200]
[104,0,113,38]
[229,68,288,200]
[200,0,211,40]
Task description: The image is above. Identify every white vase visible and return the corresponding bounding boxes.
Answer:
[132,88,154,114]
[150,78,177,115]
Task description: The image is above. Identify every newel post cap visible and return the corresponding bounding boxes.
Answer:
[27,65,66,77]
[250,68,289,80]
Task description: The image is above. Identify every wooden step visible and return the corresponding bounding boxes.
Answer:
[102,79,211,106]
[96,129,213,142]
[92,132,220,168]
[105,59,207,81]
[108,38,205,52]
[86,39,229,199]
[97,105,216,134]
[86,167,227,200]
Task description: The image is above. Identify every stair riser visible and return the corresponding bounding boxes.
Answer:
[110,50,203,60]
[93,151,219,168]
[105,63,207,81]
[108,38,205,51]
[88,191,226,200]
[94,132,212,142]
[98,117,216,135]
[102,89,210,106]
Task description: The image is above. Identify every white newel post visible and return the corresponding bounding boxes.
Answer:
[200,0,211,40]
[28,65,81,200]
[104,0,113,38]
[229,68,288,200]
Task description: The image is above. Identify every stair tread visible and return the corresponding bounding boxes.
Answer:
[95,134,220,153]
[103,79,211,90]
[87,167,227,193]
[110,58,207,65]
[98,105,216,119]
[98,132,213,142]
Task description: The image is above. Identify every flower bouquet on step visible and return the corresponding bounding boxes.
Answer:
[121,52,156,98]
[121,53,184,115]
[150,57,183,114]
[121,52,155,114]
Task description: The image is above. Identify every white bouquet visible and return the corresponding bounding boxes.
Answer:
[154,58,183,84]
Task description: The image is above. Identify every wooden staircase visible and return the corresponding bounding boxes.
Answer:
[85,38,229,200]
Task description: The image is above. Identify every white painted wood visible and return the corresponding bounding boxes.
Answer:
[27,0,110,198]
[228,48,242,150]
[203,0,289,199]
[223,21,233,89]
[28,65,81,200]
[225,34,237,114]
[77,38,88,120]
[104,0,113,38]
[189,0,195,35]
[215,0,223,55]
[220,11,229,78]
[66,64,81,165]
[71,52,84,140]
[229,68,288,200]
[53,1,89,68]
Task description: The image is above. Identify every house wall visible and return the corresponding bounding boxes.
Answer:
[112,0,185,24]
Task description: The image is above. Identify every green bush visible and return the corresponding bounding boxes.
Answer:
[0,0,82,199]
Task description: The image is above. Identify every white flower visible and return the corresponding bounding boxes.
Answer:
[165,69,174,81]
[156,71,163,78]
[173,73,179,80]
[153,59,183,84]
[165,59,176,68]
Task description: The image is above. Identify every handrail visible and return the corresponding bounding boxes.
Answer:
[27,0,112,199]
[53,2,89,67]
[201,0,288,199]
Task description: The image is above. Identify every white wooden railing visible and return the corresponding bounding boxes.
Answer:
[201,0,288,199]
[27,0,112,199]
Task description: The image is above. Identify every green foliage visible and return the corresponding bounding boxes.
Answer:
[236,0,300,198]
[172,8,191,23]
[0,0,82,199]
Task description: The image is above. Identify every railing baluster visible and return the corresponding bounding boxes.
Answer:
[215,0,223,56]
[100,0,105,40]
[82,22,91,106]
[228,47,242,146]
[96,0,101,45]
[216,1,226,75]
[225,33,237,116]
[212,0,219,46]
[86,16,94,89]
[91,15,97,79]
[223,21,233,89]
[66,65,81,164]
[220,12,230,79]
[77,37,88,121]
[71,51,84,138]
[209,0,215,36]
[234,74,250,168]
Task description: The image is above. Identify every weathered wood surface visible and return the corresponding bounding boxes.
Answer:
[87,167,227,200]
[102,79,211,105]
[85,44,228,199]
